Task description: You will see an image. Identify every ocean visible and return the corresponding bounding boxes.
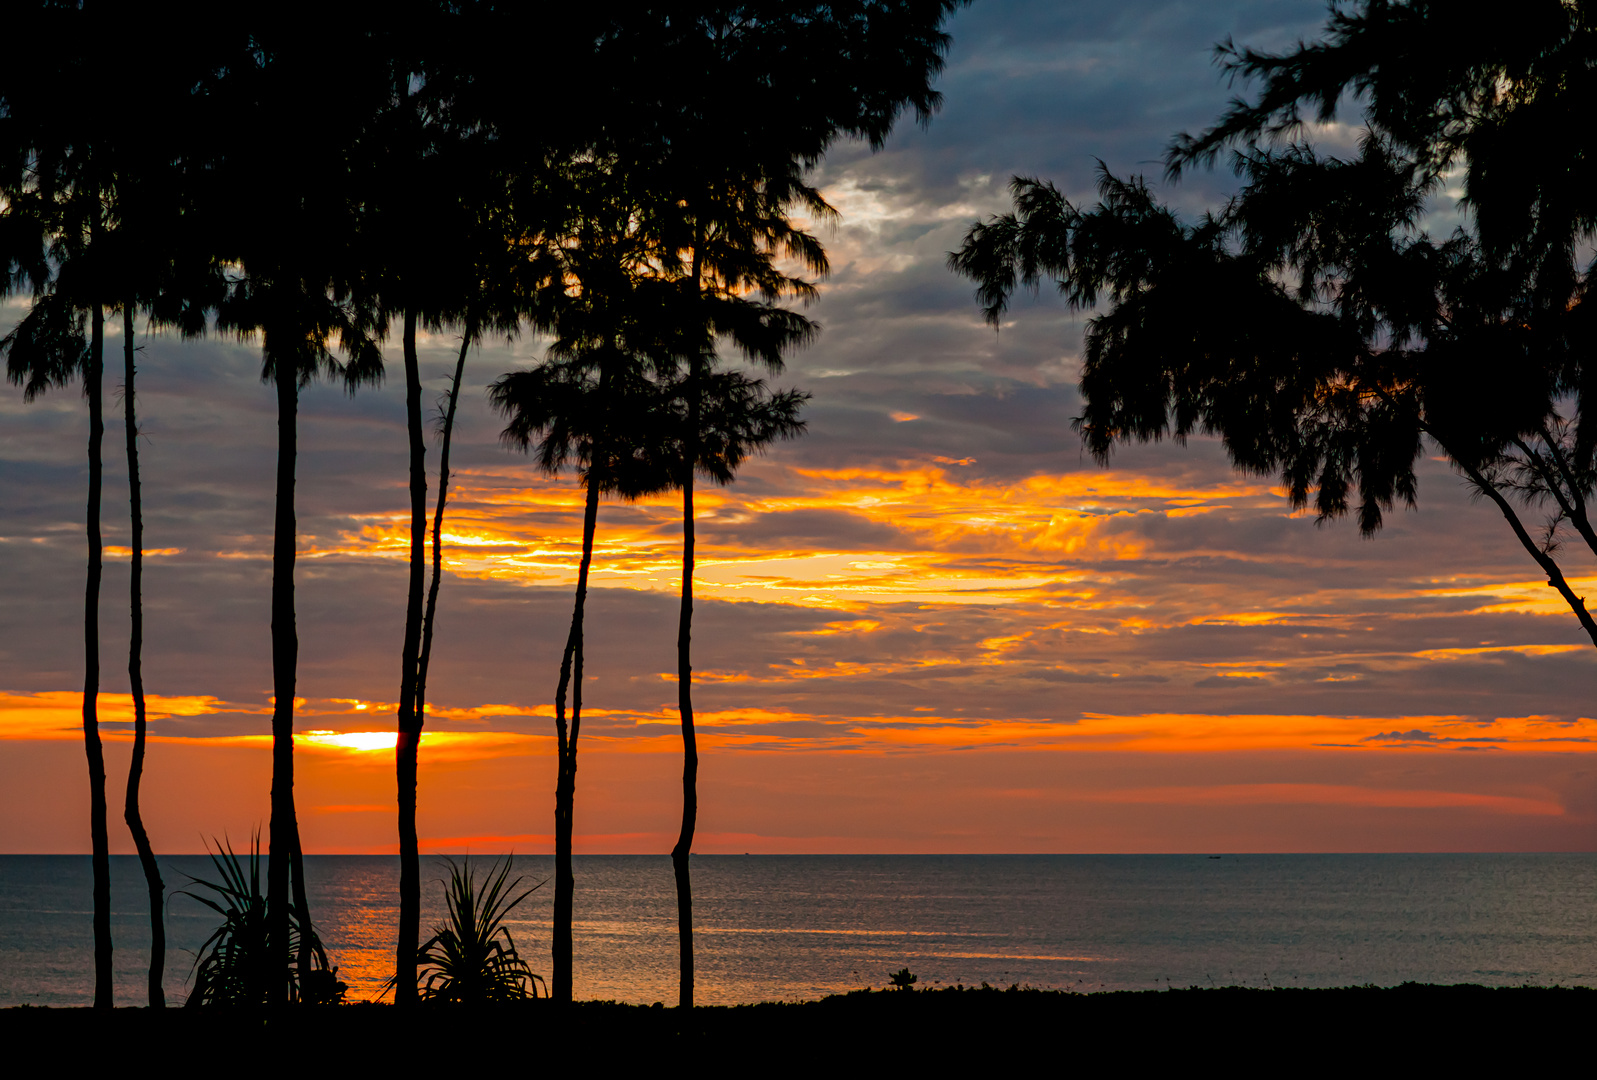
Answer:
[2,853,1594,1006]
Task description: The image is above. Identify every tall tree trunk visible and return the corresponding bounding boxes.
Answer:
[399,326,472,1000]
[673,244,705,1009]
[552,475,601,1005]
[267,327,300,1003]
[413,325,472,773]
[672,441,697,1009]
[395,308,427,1005]
[120,304,165,1008]
[85,303,111,1009]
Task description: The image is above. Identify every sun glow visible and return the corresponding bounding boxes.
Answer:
[299,730,396,752]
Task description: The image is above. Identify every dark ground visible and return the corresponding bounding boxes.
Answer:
[7,985,1586,1071]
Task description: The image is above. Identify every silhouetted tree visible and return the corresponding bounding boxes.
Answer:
[0,292,111,1005]
[951,0,1597,647]
[205,13,387,999]
[3,4,235,1005]
[1,8,118,1002]
[216,281,382,997]
[655,186,820,1007]
[1167,0,1595,283]
[115,301,167,1005]
[489,352,670,1004]
[112,74,225,1010]
[1158,0,1597,600]
[658,364,807,1001]
[116,248,216,1009]
[610,1,966,1007]
[489,161,680,1001]
[357,18,464,1007]
[351,6,557,1001]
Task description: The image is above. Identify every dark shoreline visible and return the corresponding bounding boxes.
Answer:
[9,984,1591,1066]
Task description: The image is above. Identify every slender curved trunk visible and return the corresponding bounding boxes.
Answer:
[413,324,472,780]
[395,308,426,1005]
[671,439,697,1009]
[400,327,471,999]
[552,474,601,1005]
[121,305,165,1007]
[267,326,301,1003]
[673,247,705,1009]
[85,303,111,1009]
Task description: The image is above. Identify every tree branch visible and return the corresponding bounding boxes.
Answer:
[1534,428,1597,561]
[1457,447,1597,648]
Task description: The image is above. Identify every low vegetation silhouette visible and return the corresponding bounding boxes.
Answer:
[889,968,919,992]
[179,838,346,1007]
[403,856,546,1005]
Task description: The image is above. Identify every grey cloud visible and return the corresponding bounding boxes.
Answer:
[699,508,913,550]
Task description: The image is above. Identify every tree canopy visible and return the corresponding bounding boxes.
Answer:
[952,0,1597,646]
[2,0,968,1007]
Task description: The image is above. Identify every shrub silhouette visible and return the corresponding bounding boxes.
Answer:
[408,855,546,1004]
[180,837,344,1006]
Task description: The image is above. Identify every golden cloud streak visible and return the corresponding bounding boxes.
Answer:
[251,459,1597,661]
[0,692,574,747]
[1420,575,1597,616]
[7,687,1595,769]
[0,691,263,739]
[289,461,1285,610]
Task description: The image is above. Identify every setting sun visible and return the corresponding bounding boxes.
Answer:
[300,731,398,753]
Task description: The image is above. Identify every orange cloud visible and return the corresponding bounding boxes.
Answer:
[0,691,261,740]
[9,688,1594,758]
[282,460,1287,610]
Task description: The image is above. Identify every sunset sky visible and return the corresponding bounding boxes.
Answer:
[4,0,1596,855]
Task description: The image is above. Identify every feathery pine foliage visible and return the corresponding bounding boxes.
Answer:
[951,2,1597,649]
[489,169,681,1001]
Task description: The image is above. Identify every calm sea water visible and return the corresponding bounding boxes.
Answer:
[2,854,1594,1006]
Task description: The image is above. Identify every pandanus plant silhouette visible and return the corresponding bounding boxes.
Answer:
[180,837,346,1007]
[405,856,546,1005]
